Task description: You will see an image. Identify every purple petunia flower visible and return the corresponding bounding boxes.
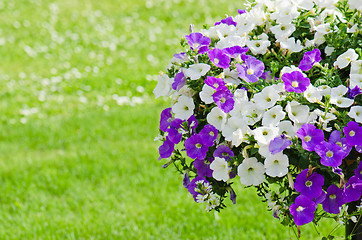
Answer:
[230,188,237,204]
[185,32,211,54]
[188,115,198,135]
[356,162,362,180]
[328,130,352,159]
[185,134,209,159]
[322,185,345,214]
[223,46,249,59]
[296,124,324,152]
[167,119,185,144]
[158,137,175,160]
[194,158,214,177]
[313,191,326,205]
[199,124,218,146]
[172,71,186,91]
[208,48,231,69]
[236,56,265,83]
[269,135,292,155]
[344,121,362,147]
[343,176,362,202]
[347,85,362,99]
[213,145,235,161]
[159,108,173,132]
[215,16,237,27]
[298,49,321,71]
[315,141,345,167]
[205,76,227,90]
[282,71,310,93]
[290,195,316,226]
[183,171,190,188]
[187,176,212,201]
[294,169,324,199]
[260,71,273,81]
[213,89,235,113]
[237,9,247,14]
[173,52,189,61]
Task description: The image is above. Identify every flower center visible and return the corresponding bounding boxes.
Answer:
[336,141,342,147]
[304,135,311,142]
[305,180,313,187]
[273,160,279,164]
[209,131,215,137]
[214,58,219,64]
[213,83,219,88]
[220,97,226,103]
[263,131,268,136]
[247,68,254,75]
[255,42,261,47]
[349,130,356,137]
[296,206,305,212]
[222,152,228,157]
[184,106,189,111]
[193,43,200,49]
[329,194,337,200]
[326,150,334,158]
[266,97,271,102]
[248,167,254,172]
[281,26,286,31]
[196,143,202,149]
[292,81,299,88]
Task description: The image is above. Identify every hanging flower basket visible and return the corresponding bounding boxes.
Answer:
[154,0,362,238]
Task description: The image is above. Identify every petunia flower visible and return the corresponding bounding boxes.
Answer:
[296,123,324,151]
[205,76,227,90]
[159,108,173,132]
[269,135,292,154]
[321,185,345,214]
[166,118,185,144]
[298,49,321,71]
[185,32,211,54]
[194,158,214,178]
[199,124,218,146]
[184,134,209,159]
[172,71,186,91]
[237,157,265,186]
[315,141,345,167]
[187,176,212,201]
[215,16,237,27]
[236,56,265,83]
[210,157,231,182]
[282,71,310,93]
[213,145,235,161]
[294,169,324,199]
[343,176,362,203]
[290,195,316,226]
[158,137,175,160]
[343,121,362,147]
[208,48,231,69]
[264,152,289,177]
[213,89,235,113]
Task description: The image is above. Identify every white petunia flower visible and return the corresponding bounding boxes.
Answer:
[253,85,280,110]
[348,106,362,124]
[285,101,310,124]
[184,63,211,80]
[207,107,228,131]
[315,23,337,35]
[235,14,256,34]
[224,69,241,85]
[252,126,279,145]
[330,85,354,108]
[246,33,271,55]
[351,60,362,75]
[237,157,265,186]
[317,85,331,96]
[304,85,322,103]
[265,153,289,177]
[243,102,264,125]
[222,116,247,141]
[248,6,268,26]
[333,49,359,69]
[233,89,249,102]
[279,37,303,53]
[278,120,296,137]
[210,157,230,182]
[199,84,215,104]
[172,95,195,120]
[262,105,286,127]
[270,23,296,41]
[270,4,299,24]
[230,99,249,119]
[153,74,173,98]
[325,46,335,56]
[231,126,251,147]
[215,23,236,39]
[313,32,326,46]
[349,0,362,11]
[350,74,362,89]
[258,143,272,158]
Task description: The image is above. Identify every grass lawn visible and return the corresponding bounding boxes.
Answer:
[0,0,345,239]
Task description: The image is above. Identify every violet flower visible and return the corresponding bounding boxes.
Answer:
[343,121,362,147]
[194,158,214,177]
[166,118,185,144]
[355,161,362,180]
[172,71,186,91]
[185,32,211,54]
[236,56,265,83]
[208,48,231,69]
[187,176,212,201]
[343,176,362,202]
[237,9,247,14]
[213,89,235,113]
[205,76,227,90]
[269,135,292,155]
[328,130,352,159]
[185,134,209,159]
[158,137,175,160]
[199,124,218,146]
[223,46,249,59]
[159,108,173,132]
[313,191,326,205]
[213,145,235,161]
[315,141,345,168]
[294,169,324,199]
[173,52,189,61]
[290,195,316,226]
[183,171,190,188]
[298,49,321,71]
[296,124,324,152]
[188,115,198,135]
[282,71,310,93]
[322,185,345,214]
[215,16,237,27]
[347,85,361,99]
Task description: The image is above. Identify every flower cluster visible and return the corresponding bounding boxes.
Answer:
[154,0,362,234]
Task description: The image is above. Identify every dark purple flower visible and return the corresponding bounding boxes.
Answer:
[185,134,209,159]
[213,145,234,161]
[215,16,237,27]
[347,85,362,99]
[344,176,362,202]
[194,158,213,177]
[315,141,345,167]
[230,188,237,204]
[187,176,212,202]
[208,48,231,69]
[296,124,324,152]
[223,46,249,59]
[205,76,227,90]
[160,108,173,132]
[213,89,235,113]
[355,161,362,180]
[298,49,321,71]
[167,119,185,144]
[237,9,247,14]
[357,146,362,153]
[313,191,326,205]
[322,185,345,214]
[185,32,211,53]
[188,115,198,135]
[282,71,310,93]
[199,124,218,146]
[269,135,292,154]
[260,71,273,81]
[294,169,324,199]
[158,137,175,160]
[183,171,190,188]
[344,121,362,147]
[172,71,186,91]
[236,56,265,83]
[290,195,316,226]
[333,167,343,176]
[328,130,352,159]
[173,52,189,61]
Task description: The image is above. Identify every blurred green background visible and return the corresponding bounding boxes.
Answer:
[0,0,344,239]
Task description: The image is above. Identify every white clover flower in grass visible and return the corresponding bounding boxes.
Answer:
[184,63,210,80]
[278,120,296,137]
[252,126,279,145]
[243,102,264,125]
[304,85,322,103]
[153,74,173,98]
[265,153,289,178]
[172,95,195,120]
[351,60,362,75]
[286,101,310,124]
[253,86,280,110]
[207,107,227,131]
[262,105,286,127]
[199,84,215,104]
[330,85,354,108]
[279,37,303,53]
[231,126,251,147]
[333,49,359,69]
[348,106,362,124]
[246,33,271,55]
[210,157,230,182]
[237,157,265,186]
